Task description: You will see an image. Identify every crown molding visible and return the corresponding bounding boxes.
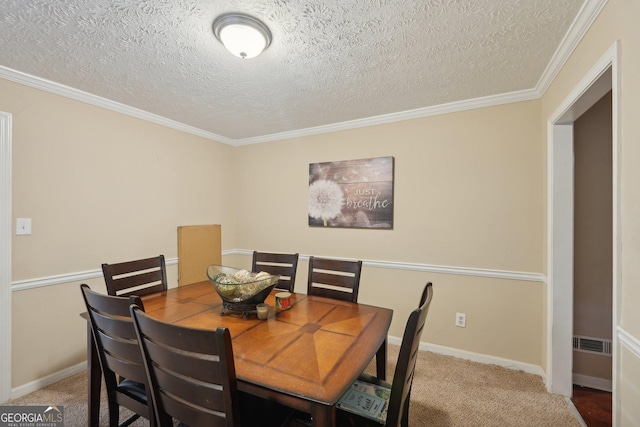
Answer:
[0,62,538,147]
[0,0,606,147]
[233,89,539,146]
[535,0,609,97]
[0,66,232,145]
[212,0,610,146]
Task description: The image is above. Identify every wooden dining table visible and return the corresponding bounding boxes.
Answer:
[85,281,393,427]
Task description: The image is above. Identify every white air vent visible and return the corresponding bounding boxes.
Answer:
[573,335,612,356]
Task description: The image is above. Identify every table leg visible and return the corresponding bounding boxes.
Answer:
[376,338,387,380]
[310,404,334,427]
[87,322,101,427]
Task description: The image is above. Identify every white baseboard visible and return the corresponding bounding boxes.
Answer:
[10,362,86,401]
[11,340,547,401]
[388,336,546,379]
[572,373,612,392]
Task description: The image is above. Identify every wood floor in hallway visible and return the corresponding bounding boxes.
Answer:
[571,385,612,427]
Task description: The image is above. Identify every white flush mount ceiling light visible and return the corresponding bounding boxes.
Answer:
[213,13,272,59]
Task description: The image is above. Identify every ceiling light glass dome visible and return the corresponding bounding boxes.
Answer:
[213,13,272,59]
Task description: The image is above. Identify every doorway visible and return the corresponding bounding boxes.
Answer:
[572,90,613,392]
[547,42,620,422]
[571,90,613,426]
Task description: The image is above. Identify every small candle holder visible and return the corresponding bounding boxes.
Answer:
[256,303,269,320]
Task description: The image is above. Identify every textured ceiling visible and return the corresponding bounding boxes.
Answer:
[0,0,587,143]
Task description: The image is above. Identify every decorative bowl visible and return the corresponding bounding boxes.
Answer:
[206,265,280,315]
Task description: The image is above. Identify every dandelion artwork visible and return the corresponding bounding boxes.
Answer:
[308,157,394,229]
[308,179,345,226]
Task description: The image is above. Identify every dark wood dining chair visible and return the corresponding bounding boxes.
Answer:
[130,306,241,426]
[102,255,167,297]
[337,282,434,427]
[80,284,153,427]
[306,256,362,302]
[130,306,290,427]
[252,251,299,292]
[306,256,388,379]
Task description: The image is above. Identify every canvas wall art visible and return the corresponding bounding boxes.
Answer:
[308,156,394,229]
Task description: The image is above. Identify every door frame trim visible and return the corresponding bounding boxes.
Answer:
[546,41,620,421]
[0,112,12,403]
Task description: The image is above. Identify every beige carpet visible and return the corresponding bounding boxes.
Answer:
[3,345,582,426]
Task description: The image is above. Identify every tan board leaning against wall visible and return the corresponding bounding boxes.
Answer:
[177,224,222,286]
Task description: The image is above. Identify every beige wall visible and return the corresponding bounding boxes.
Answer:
[6,78,547,388]
[620,346,640,424]
[233,101,545,361]
[6,79,238,279]
[618,0,640,346]
[3,78,237,386]
[618,1,640,421]
[234,102,543,272]
[541,0,640,422]
[12,277,105,387]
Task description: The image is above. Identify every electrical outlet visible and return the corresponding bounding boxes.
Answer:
[455,312,466,328]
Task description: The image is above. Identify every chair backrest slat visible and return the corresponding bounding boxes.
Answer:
[252,251,299,293]
[91,310,139,339]
[307,256,362,302]
[101,352,148,385]
[109,270,165,293]
[153,363,228,413]
[143,339,225,384]
[102,255,168,297]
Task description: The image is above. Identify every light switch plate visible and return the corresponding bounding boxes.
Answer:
[16,218,32,235]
